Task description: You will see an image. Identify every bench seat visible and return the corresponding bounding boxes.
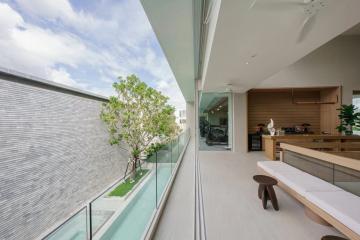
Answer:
[258,161,343,196]
[275,169,343,196]
[306,191,360,236]
[257,161,360,238]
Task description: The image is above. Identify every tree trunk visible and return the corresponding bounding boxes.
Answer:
[131,157,138,180]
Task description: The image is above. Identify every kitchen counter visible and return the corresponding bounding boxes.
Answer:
[262,134,360,160]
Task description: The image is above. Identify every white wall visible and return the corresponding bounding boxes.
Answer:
[232,93,248,153]
[258,36,360,105]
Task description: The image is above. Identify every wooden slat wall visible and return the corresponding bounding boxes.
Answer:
[320,87,341,135]
[248,90,321,134]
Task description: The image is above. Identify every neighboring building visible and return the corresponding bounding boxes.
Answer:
[177,109,186,130]
[0,68,128,240]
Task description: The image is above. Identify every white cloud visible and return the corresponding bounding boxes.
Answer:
[139,47,186,110]
[0,2,102,87]
[0,1,186,110]
[0,2,94,73]
[14,0,151,49]
[12,27,89,68]
[14,0,112,35]
[47,67,81,87]
[0,3,24,37]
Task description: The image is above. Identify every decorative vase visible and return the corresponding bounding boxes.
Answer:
[345,125,353,136]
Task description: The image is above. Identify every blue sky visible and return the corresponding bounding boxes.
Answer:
[0,0,186,110]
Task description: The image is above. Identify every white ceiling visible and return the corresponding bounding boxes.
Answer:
[202,0,360,92]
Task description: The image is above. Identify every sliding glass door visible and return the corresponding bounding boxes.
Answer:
[198,92,232,151]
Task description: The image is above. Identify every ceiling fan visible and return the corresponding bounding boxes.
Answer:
[249,0,327,43]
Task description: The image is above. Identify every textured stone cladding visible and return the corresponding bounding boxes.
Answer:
[0,77,128,240]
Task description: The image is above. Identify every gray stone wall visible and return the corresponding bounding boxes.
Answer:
[0,72,128,240]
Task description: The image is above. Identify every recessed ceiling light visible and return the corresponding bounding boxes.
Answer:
[245,62,249,65]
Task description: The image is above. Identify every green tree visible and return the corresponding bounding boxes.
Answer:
[101,75,179,177]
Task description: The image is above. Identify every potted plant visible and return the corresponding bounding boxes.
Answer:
[336,104,360,135]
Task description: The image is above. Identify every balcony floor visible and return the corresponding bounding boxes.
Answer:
[153,141,344,240]
[199,150,343,240]
[153,139,195,240]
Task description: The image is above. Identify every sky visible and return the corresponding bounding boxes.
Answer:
[0,0,186,110]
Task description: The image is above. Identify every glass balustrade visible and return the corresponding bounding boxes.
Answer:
[42,129,190,240]
[43,207,88,240]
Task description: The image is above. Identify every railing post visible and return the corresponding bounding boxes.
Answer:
[89,203,92,240]
[155,151,158,208]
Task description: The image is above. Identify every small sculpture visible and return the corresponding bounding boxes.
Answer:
[267,119,276,136]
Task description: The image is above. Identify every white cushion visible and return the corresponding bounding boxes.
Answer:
[305,191,360,235]
[275,170,343,196]
[257,161,343,196]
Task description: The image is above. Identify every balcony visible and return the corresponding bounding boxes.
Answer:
[154,145,347,240]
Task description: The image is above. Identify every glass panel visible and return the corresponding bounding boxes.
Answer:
[179,132,184,154]
[90,190,117,236]
[172,137,179,164]
[156,143,172,207]
[283,149,360,197]
[97,161,157,239]
[170,140,175,172]
[283,151,334,182]
[334,165,360,197]
[44,207,87,240]
[198,92,232,151]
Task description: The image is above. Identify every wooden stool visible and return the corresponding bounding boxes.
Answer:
[321,236,348,240]
[253,175,279,211]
